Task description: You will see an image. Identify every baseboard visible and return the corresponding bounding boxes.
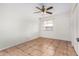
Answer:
[40,36,71,42]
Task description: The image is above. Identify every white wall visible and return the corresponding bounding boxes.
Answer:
[70,4,79,55]
[0,4,39,50]
[0,3,77,51]
[40,13,71,41]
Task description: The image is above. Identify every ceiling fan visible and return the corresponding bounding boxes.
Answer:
[34,5,53,14]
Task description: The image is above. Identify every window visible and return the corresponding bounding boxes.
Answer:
[43,20,53,31]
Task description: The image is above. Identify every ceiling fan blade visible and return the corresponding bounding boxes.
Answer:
[34,11,41,13]
[36,7,42,11]
[47,7,53,10]
[46,11,52,14]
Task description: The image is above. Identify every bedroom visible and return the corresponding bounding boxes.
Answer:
[0,3,79,56]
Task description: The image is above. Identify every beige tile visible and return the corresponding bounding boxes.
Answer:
[22,48,35,54]
[5,47,25,56]
[54,52,65,56]
[42,49,55,56]
[29,49,42,56]
[0,51,9,56]
[67,47,77,56]
[0,37,77,56]
[55,48,67,54]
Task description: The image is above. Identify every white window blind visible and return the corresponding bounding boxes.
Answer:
[43,20,53,31]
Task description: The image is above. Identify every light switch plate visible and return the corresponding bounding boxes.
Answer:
[77,38,79,42]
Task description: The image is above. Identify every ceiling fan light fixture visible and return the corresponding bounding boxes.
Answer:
[35,5,53,15]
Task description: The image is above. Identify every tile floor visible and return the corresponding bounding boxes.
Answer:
[0,37,77,56]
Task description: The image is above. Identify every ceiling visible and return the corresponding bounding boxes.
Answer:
[24,3,75,18]
[0,3,75,19]
[35,3,74,14]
